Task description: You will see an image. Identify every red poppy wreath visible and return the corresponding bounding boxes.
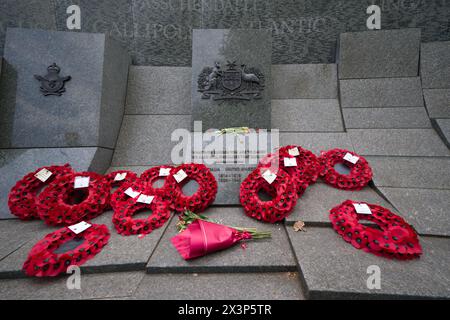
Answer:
[37,172,110,226]
[318,149,372,190]
[165,163,218,213]
[110,178,150,211]
[139,165,176,206]
[240,167,298,223]
[8,164,73,220]
[22,223,110,277]
[329,200,422,260]
[104,170,138,209]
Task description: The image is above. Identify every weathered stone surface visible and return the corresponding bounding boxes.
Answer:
[343,107,431,129]
[288,226,450,299]
[0,28,130,149]
[423,89,450,118]
[421,41,450,89]
[0,147,113,219]
[366,156,450,189]
[125,66,192,115]
[111,115,191,166]
[340,78,423,108]
[279,133,354,155]
[348,129,450,157]
[191,29,272,131]
[0,271,144,299]
[285,183,396,225]
[435,118,450,147]
[377,187,450,237]
[339,29,421,79]
[271,99,344,132]
[133,272,304,300]
[147,207,296,273]
[271,64,337,99]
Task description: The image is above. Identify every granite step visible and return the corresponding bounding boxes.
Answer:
[279,132,354,155]
[423,89,450,118]
[434,119,450,147]
[421,41,450,89]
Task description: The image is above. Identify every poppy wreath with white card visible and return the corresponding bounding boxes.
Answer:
[104,170,138,209]
[240,167,298,223]
[139,165,176,206]
[112,194,171,236]
[329,200,422,260]
[37,172,110,226]
[22,223,110,277]
[166,163,218,213]
[109,178,150,211]
[318,149,373,190]
[8,164,73,220]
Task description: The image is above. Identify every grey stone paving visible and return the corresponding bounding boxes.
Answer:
[271,64,337,99]
[340,77,423,108]
[421,41,450,89]
[285,184,397,226]
[279,132,354,155]
[288,226,450,299]
[125,66,192,115]
[338,29,421,79]
[147,207,296,273]
[348,129,450,157]
[111,115,191,166]
[377,187,450,237]
[423,89,450,118]
[366,156,450,189]
[435,119,450,147]
[343,107,431,129]
[271,99,344,132]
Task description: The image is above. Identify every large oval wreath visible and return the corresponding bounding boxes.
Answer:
[112,196,171,236]
[8,164,73,220]
[166,163,218,213]
[140,165,176,206]
[240,167,298,223]
[37,172,110,226]
[22,224,110,277]
[318,149,372,190]
[329,200,422,260]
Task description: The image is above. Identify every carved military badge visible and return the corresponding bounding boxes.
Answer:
[34,63,71,96]
[198,61,264,100]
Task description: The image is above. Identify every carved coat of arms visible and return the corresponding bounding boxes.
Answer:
[198,61,264,100]
[34,63,71,96]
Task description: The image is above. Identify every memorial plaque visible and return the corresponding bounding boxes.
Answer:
[191,29,272,131]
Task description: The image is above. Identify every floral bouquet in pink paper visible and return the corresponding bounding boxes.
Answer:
[171,210,271,260]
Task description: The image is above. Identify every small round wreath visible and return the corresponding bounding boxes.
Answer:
[112,196,171,236]
[318,149,372,190]
[104,170,138,209]
[22,224,110,277]
[110,178,150,211]
[140,165,176,206]
[166,163,218,213]
[37,172,110,226]
[8,164,73,220]
[240,167,298,223]
[329,200,422,260]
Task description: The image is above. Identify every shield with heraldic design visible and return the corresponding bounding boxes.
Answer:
[222,69,242,91]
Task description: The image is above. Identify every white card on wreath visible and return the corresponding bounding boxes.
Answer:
[125,187,141,198]
[284,157,297,167]
[114,172,127,181]
[137,194,154,204]
[74,176,90,189]
[353,203,372,215]
[159,168,171,177]
[288,147,300,156]
[343,152,359,164]
[68,221,92,234]
[262,170,277,184]
[173,169,188,183]
[34,168,53,182]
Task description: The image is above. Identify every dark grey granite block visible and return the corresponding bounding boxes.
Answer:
[288,226,450,299]
[285,184,396,226]
[0,147,113,219]
[338,29,421,79]
[435,118,450,147]
[423,89,450,118]
[366,156,450,189]
[421,41,450,89]
[111,115,191,166]
[377,187,450,237]
[191,29,272,131]
[340,78,423,108]
[279,132,354,155]
[0,271,144,300]
[271,64,337,99]
[348,129,450,157]
[0,28,130,149]
[133,272,304,300]
[147,207,297,273]
[125,66,192,115]
[343,107,431,129]
[271,99,344,132]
